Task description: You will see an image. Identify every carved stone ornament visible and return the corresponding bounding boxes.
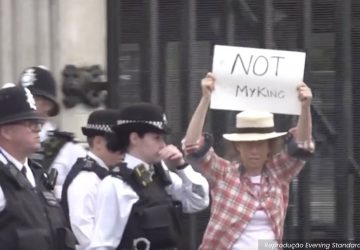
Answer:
[62,64,108,108]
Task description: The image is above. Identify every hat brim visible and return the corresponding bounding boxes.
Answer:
[0,111,45,125]
[81,127,107,137]
[222,132,287,142]
[112,122,169,134]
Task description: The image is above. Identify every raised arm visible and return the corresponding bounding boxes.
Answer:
[295,82,313,142]
[270,82,314,182]
[183,73,232,187]
[184,72,215,145]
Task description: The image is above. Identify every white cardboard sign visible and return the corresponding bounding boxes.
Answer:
[211,45,306,115]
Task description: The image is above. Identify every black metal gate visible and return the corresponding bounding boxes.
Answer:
[107,0,360,248]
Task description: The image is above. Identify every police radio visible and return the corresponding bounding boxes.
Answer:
[42,168,58,190]
[133,164,153,187]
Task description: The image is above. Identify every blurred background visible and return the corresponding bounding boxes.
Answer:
[1,0,360,249]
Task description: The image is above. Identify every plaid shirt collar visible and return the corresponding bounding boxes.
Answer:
[237,163,271,182]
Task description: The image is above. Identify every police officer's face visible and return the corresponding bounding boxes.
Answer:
[102,149,124,166]
[34,96,54,117]
[129,132,166,164]
[93,136,124,166]
[3,120,42,154]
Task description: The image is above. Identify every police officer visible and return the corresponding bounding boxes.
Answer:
[0,85,76,250]
[18,65,87,199]
[18,65,60,140]
[88,102,210,250]
[60,109,124,250]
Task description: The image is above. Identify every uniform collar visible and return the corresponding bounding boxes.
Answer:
[87,151,108,170]
[0,147,29,171]
[124,153,151,170]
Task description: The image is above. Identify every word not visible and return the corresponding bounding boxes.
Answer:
[231,54,285,77]
[235,84,285,99]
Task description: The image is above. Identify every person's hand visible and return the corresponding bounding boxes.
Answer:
[159,144,186,170]
[297,82,312,108]
[182,136,204,153]
[201,72,216,99]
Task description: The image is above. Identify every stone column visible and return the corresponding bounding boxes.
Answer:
[53,0,107,140]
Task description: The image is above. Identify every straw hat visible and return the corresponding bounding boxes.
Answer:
[222,110,287,141]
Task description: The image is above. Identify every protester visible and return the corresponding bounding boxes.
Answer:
[88,102,210,250]
[61,109,124,250]
[183,72,315,250]
[0,85,76,250]
[18,65,87,199]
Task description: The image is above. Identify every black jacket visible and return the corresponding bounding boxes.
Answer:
[0,159,77,250]
[115,164,182,250]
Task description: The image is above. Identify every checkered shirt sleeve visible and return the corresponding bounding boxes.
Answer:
[270,129,315,182]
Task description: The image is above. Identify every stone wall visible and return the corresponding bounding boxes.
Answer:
[0,0,106,140]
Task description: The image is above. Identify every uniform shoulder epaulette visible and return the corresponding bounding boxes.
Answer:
[81,157,97,170]
[40,130,77,169]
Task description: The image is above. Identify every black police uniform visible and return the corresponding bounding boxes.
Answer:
[112,164,182,250]
[0,159,76,250]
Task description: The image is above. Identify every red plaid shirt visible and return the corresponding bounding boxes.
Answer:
[184,131,314,250]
